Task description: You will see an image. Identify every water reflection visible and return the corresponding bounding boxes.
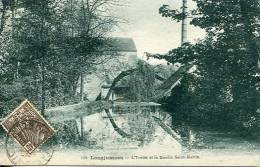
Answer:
[78,106,180,150]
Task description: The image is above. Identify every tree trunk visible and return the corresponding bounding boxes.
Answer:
[0,1,7,34]
[239,0,260,112]
[41,57,46,116]
[39,4,47,116]
[80,72,84,101]
[11,0,15,36]
[80,72,85,139]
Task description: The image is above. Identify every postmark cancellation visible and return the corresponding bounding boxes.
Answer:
[1,99,55,154]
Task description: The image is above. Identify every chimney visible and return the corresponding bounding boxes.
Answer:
[181,0,188,45]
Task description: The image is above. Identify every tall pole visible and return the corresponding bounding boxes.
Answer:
[181,0,188,45]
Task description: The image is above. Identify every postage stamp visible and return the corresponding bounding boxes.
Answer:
[4,119,55,165]
[1,99,55,154]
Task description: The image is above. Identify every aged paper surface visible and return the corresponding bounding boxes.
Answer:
[0,0,260,166]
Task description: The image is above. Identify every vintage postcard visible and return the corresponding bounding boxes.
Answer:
[0,0,260,166]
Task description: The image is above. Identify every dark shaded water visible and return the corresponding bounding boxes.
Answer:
[172,122,260,154]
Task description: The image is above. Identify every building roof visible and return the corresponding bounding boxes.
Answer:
[106,37,137,52]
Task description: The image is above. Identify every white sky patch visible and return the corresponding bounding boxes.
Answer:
[111,0,206,64]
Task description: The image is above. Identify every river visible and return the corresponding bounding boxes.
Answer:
[0,106,260,165]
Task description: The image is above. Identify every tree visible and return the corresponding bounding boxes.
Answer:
[0,0,120,119]
[154,0,260,135]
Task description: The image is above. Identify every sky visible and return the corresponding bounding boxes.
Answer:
[111,0,206,63]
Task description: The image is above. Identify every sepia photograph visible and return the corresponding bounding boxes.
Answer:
[0,0,260,165]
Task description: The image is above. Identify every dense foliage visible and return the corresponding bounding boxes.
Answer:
[0,0,119,118]
[128,61,156,102]
[157,0,260,137]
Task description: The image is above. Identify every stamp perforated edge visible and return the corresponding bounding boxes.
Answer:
[1,99,56,154]
[1,99,28,133]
